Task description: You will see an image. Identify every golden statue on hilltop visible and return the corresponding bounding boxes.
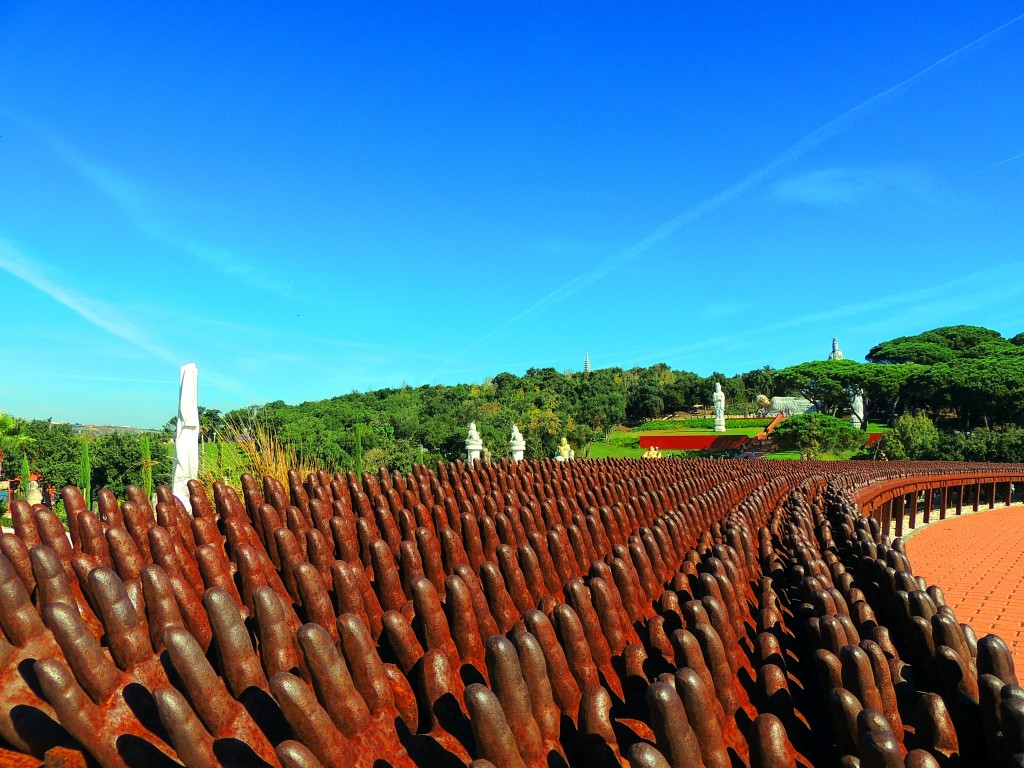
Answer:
[642,445,663,459]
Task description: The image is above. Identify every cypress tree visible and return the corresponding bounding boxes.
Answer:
[79,441,91,510]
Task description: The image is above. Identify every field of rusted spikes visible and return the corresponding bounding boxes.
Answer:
[0,457,1022,767]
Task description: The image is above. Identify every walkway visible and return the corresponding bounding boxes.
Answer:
[905,504,1024,669]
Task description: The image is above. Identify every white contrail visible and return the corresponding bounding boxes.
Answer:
[977,152,1024,173]
[450,11,1024,360]
[0,239,247,395]
[11,119,291,299]
[0,238,179,364]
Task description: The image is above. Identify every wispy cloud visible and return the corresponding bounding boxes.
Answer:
[19,121,289,298]
[0,238,178,363]
[142,307,462,367]
[620,259,1024,367]
[774,166,952,211]
[13,371,170,385]
[0,238,248,397]
[448,11,1023,362]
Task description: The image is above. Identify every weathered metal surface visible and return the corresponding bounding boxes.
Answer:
[0,461,1021,766]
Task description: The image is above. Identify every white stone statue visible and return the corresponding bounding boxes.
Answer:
[465,421,483,463]
[829,338,845,360]
[509,424,526,461]
[850,389,865,430]
[712,382,726,432]
[172,363,200,511]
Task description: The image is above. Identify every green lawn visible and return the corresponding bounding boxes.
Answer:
[764,451,802,460]
[764,448,868,461]
[588,442,645,459]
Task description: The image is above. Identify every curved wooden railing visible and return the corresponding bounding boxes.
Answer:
[850,468,1024,537]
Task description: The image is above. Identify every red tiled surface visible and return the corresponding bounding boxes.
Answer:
[905,504,1024,669]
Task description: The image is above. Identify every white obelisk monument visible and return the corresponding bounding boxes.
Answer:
[172,363,200,511]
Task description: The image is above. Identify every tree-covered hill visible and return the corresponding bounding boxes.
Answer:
[229,325,1023,471]
[229,363,775,472]
[4,325,1023,492]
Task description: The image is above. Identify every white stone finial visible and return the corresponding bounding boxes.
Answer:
[465,422,483,463]
[509,424,526,461]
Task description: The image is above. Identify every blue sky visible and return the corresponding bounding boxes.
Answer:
[1,3,1022,428]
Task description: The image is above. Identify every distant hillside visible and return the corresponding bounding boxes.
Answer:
[64,423,162,437]
[219,325,1022,472]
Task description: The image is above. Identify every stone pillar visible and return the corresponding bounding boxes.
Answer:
[922,488,931,525]
[956,485,964,516]
[881,499,892,536]
[973,483,981,513]
[940,485,948,520]
[894,494,905,538]
[907,491,918,530]
[990,482,997,510]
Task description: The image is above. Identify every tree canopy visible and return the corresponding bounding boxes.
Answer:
[777,325,1024,430]
[770,414,869,459]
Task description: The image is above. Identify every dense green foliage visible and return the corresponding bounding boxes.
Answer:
[5,421,81,491]
[879,413,941,460]
[937,426,1024,463]
[881,415,1024,464]
[770,414,869,459]
[0,412,31,480]
[1,421,171,505]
